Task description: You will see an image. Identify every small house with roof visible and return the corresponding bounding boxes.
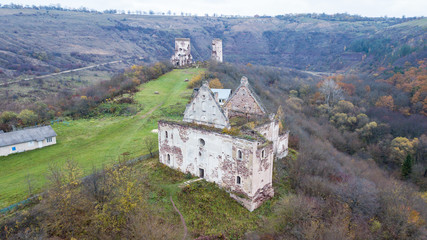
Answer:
[0,126,57,156]
[158,76,288,211]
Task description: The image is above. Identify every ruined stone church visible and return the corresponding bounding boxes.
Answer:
[158,77,288,211]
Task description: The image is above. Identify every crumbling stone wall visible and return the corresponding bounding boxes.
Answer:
[224,77,266,119]
[158,120,275,211]
[276,131,289,159]
[170,38,193,67]
[211,39,223,63]
[156,75,288,211]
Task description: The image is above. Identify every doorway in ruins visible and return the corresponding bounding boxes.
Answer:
[199,168,205,178]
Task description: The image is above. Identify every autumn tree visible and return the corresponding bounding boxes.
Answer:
[188,72,204,89]
[209,78,223,88]
[1,111,18,124]
[332,100,355,114]
[18,109,38,126]
[276,105,284,133]
[375,95,394,110]
[356,121,378,143]
[389,137,418,165]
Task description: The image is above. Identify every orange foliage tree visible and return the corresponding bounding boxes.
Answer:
[209,78,223,88]
[375,96,394,110]
[384,61,427,115]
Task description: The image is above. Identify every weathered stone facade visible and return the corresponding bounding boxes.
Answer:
[170,38,193,67]
[158,76,288,211]
[183,83,230,129]
[224,76,266,119]
[211,38,223,62]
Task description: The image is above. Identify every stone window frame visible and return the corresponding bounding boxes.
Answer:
[202,101,206,112]
[237,149,243,160]
[167,154,171,164]
[199,138,205,147]
[237,176,241,184]
[261,149,265,158]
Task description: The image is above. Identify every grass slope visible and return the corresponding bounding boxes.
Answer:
[0,68,203,209]
[135,148,298,239]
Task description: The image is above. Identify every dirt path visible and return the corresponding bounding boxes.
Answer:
[170,196,188,240]
[139,102,163,119]
[0,57,144,86]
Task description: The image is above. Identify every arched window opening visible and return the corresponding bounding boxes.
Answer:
[262,150,265,158]
[199,138,205,147]
[237,150,243,160]
[165,131,168,138]
[237,176,241,184]
[202,101,206,112]
[167,154,171,164]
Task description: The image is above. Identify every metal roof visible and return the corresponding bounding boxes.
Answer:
[0,126,57,147]
[211,89,232,100]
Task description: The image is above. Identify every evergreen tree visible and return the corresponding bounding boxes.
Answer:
[401,154,413,179]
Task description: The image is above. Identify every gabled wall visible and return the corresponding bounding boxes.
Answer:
[183,82,230,129]
[224,77,266,118]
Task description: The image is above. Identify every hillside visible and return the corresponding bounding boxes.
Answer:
[0,8,425,81]
[0,68,202,209]
[1,65,426,239]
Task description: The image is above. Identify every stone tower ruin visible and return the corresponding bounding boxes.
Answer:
[211,39,223,62]
[170,38,193,67]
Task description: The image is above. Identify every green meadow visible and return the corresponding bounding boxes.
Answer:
[0,68,203,209]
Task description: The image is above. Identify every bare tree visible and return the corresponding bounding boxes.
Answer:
[144,135,157,157]
[25,174,35,197]
[47,162,63,188]
[319,79,343,107]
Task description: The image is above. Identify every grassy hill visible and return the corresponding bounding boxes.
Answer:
[0,8,425,81]
[0,68,203,209]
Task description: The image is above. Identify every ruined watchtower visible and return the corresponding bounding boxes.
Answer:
[211,39,223,62]
[170,38,193,67]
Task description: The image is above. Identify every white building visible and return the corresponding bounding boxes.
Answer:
[211,88,232,106]
[158,77,288,211]
[0,126,57,157]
